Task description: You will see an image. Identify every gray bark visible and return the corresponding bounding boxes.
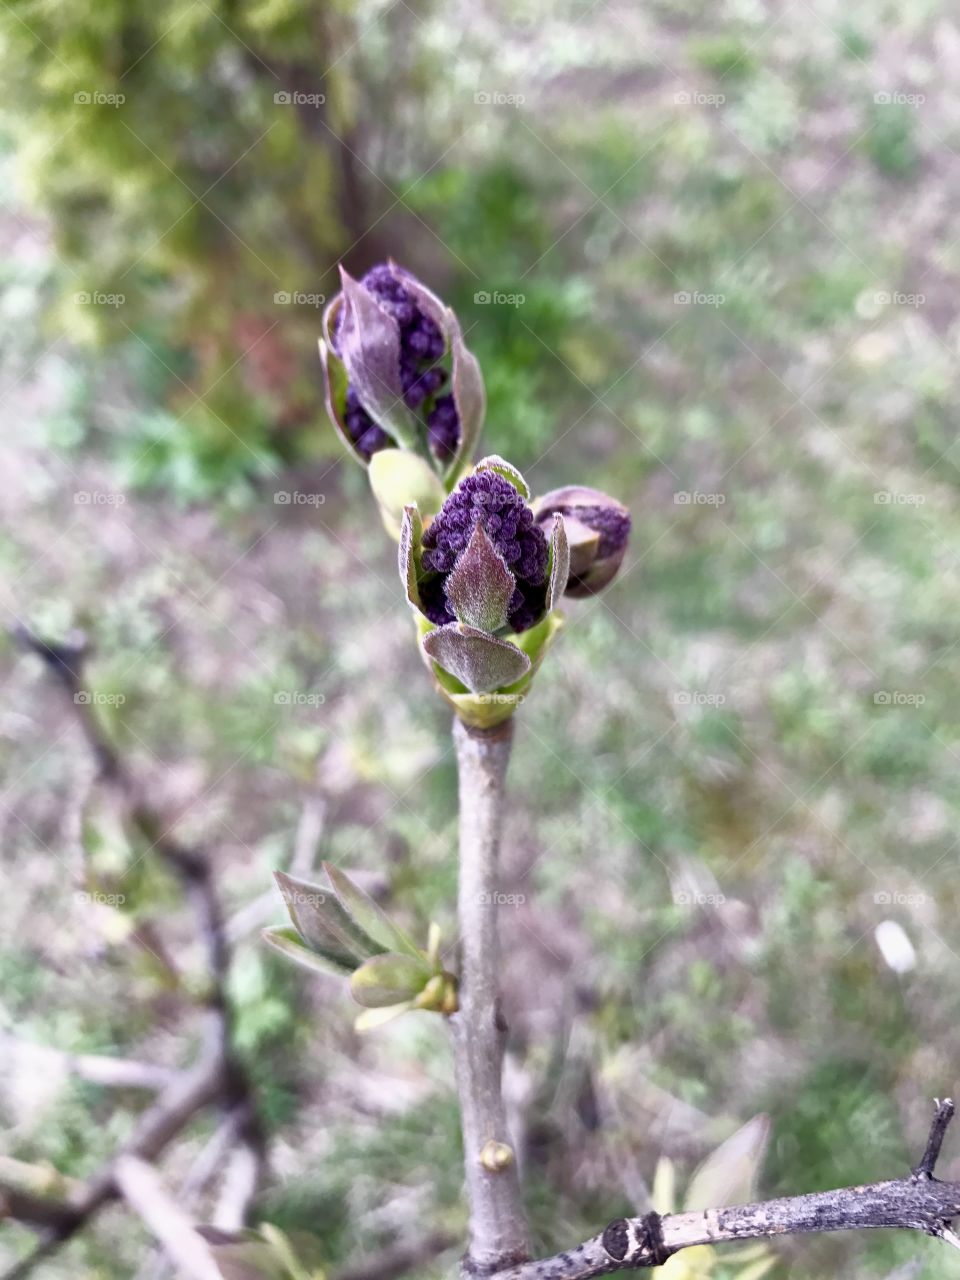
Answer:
[449,717,531,1275]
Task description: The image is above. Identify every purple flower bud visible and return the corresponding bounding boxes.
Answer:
[320,262,485,476]
[532,485,631,597]
[420,470,549,633]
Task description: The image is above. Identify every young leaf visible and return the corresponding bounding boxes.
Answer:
[472,454,530,499]
[354,1002,416,1032]
[322,862,422,960]
[274,871,384,967]
[261,926,353,978]
[349,952,432,1007]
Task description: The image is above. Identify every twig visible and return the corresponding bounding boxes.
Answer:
[449,717,531,1276]
[913,1098,955,1179]
[114,1156,222,1280]
[0,1033,176,1092]
[493,1098,960,1279]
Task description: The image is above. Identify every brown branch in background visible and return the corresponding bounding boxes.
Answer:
[0,1033,177,1092]
[494,1099,960,1280]
[449,717,531,1276]
[114,1157,222,1280]
[4,626,265,1279]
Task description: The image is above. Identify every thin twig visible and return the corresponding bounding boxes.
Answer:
[114,1157,222,1280]
[450,717,531,1276]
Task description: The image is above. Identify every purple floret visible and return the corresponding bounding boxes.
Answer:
[333,263,460,463]
[571,505,631,558]
[420,471,550,633]
[343,386,390,461]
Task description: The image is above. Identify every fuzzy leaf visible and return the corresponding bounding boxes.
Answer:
[317,325,366,467]
[398,505,423,609]
[446,319,485,481]
[684,1115,770,1212]
[422,623,531,694]
[261,926,354,977]
[472,455,530,499]
[322,862,421,959]
[349,952,432,1007]
[274,871,383,967]
[544,513,570,613]
[337,268,419,449]
[445,522,515,632]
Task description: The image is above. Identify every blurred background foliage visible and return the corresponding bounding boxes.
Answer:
[3,0,960,1276]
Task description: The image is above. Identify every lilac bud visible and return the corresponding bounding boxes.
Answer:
[532,485,631,597]
[398,459,570,720]
[319,261,485,480]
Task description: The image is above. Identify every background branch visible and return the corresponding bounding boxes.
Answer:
[4,627,266,1279]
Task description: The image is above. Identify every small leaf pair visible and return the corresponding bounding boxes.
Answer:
[263,865,457,1030]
